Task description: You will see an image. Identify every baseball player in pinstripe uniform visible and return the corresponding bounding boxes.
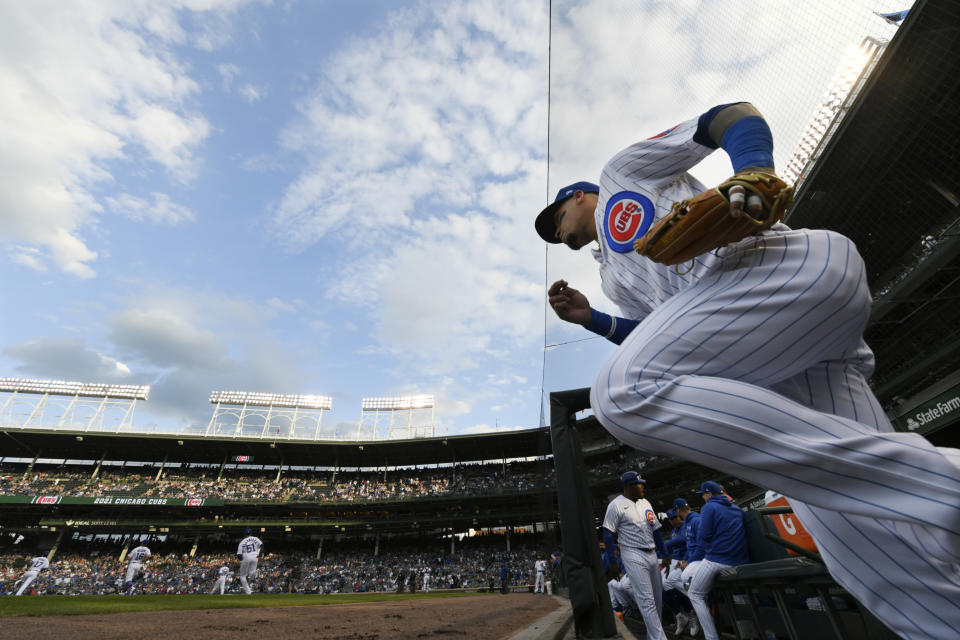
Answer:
[538,101,960,639]
[14,555,49,596]
[236,530,263,595]
[210,565,231,594]
[603,471,668,640]
[123,544,151,594]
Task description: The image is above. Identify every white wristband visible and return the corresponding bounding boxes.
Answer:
[604,316,617,339]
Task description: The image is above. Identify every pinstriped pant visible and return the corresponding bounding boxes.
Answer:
[591,229,960,640]
[619,546,667,640]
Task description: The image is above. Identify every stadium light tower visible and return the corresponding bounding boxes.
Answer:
[357,395,435,440]
[206,390,333,440]
[782,37,885,191]
[0,377,150,433]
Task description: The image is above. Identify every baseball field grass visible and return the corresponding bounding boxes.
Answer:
[0,591,481,617]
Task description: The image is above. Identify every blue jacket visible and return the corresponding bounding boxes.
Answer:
[697,496,750,566]
[683,511,703,562]
[601,549,625,576]
[664,527,686,561]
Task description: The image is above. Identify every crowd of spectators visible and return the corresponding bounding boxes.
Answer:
[0,541,551,596]
[0,448,662,504]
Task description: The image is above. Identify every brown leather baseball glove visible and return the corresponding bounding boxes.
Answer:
[633,172,794,266]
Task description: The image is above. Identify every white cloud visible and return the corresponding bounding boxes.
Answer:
[4,337,132,382]
[217,63,241,89]
[83,289,311,424]
[239,84,264,103]
[9,246,47,272]
[0,1,253,277]
[107,192,196,225]
[274,1,548,380]
[266,297,296,313]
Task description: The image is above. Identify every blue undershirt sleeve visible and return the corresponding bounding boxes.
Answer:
[692,102,744,148]
[653,529,667,558]
[693,103,775,172]
[720,116,774,172]
[585,309,639,345]
[603,527,618,555]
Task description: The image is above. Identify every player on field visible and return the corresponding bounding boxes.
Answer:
[210,565,231,594]
[533,555,547,594]
[14,554,49,596]
[236,530,263,595]
[124,544,151,595]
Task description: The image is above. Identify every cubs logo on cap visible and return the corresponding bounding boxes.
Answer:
[604,191,654,252]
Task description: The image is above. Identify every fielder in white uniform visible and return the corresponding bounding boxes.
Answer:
[534,556,547,594]
[237,532,263,595]
[602,471,667,640]
[210,565,231,594]
[124,544,151,594]
[422,566,431,592]
[14,555,49,596]
[539,101,960,640]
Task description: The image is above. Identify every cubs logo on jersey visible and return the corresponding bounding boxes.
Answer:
[645,509,656,526]
[604,191,654,252]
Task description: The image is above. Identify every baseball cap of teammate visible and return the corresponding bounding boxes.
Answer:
[673,498,688,509]
[695,481,724,495]
[620,470,645,486]
[666,508,678,519]
[535,181,600,243]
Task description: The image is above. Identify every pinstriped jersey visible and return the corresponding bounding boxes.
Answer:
[591,115,787,321]
[28,557,49,572]
[128,545,150,564]
[603,494,661,550]
[238,536,263,559]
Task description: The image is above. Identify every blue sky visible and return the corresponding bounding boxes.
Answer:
[0,0,906,438]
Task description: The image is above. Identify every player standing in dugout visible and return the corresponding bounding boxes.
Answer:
[536,100,960,639]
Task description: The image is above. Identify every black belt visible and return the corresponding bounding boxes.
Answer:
[627,547,655,553]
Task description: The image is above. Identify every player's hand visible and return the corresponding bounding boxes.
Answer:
[547,280,591,325]
[729,167,774,219]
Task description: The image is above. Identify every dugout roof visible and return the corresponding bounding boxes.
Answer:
[0,425,552,468]
[786,0,960,409]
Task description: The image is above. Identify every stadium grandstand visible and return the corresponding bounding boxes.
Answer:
[0,393,751,597]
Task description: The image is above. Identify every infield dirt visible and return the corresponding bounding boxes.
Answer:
[0,592,562,639]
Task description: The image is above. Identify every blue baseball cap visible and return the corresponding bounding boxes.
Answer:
[695,481,724,495]
[673,498,688,509]
[535,181,600,243]
[620,471,645,486]
[665,508,678,519]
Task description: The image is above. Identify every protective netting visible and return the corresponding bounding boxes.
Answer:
[541,0,914,419]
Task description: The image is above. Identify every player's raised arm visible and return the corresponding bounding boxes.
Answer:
[695,102,776,219]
